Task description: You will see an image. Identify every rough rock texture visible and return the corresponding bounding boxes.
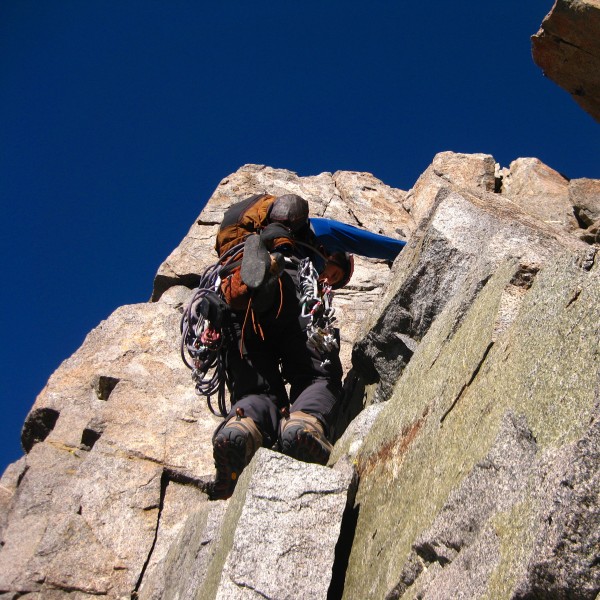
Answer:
[351,159,586,406]
[197,449,355,600]
[571,177,600,244]
[0,290,218,598]
[403,151,497,228]
[532,0,600,122]
[135,482,209,600]
[330,404,386,464]
[1,153,599,599]
[570,177,600,224]
[500,157,579,231]
[137,500,228,600]
[153,165,410,375]
[341,188,599,598]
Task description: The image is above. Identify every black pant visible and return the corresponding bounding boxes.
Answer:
[221,271,343,446]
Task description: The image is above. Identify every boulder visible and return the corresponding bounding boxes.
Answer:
[501,157,578,231]
[532,0,600,122]
[404,151,497,227]
[197,448,356,600]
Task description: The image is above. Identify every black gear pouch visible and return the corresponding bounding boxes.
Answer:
[199,291,230,329]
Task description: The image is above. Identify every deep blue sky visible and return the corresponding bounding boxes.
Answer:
[1,1,598,474]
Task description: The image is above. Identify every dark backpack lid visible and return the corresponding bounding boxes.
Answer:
[268,194,309,232]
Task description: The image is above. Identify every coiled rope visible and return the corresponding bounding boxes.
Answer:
[180,242,245,417]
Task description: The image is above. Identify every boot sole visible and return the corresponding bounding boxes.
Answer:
[241,234,271,290]
[210,430,248,500]
[280,427,331,465]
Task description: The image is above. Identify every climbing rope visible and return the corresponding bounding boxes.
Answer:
[180,242,244,417]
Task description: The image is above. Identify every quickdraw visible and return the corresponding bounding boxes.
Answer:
[297,257,338,364]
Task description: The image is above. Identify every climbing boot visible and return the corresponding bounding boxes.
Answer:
[240,234,271,290]
[211,411,263,500]
[279,411,333,465]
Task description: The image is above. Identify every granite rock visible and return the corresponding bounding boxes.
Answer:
[342,214,599,598]
[2,155,599,599]
[532,0,600,122]
[198,448,356,600]
[501,157,579,232]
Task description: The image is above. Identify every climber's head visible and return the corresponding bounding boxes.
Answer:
[319,252,354,289]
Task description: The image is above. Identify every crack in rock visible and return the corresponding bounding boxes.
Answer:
[386,411,537,599]
[440,342,494,424]
[231,578,274,599]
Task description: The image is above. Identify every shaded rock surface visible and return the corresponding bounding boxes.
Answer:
[532,0,600,122]
[343,224,599,597]
[571,177,600,244]
[1,153,599,599]
[137,498,228,600]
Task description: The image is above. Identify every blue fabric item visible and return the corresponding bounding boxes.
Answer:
[310,218,406,261]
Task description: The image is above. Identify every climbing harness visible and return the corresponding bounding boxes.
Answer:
[180,242,244,417]
[297,257,338,364]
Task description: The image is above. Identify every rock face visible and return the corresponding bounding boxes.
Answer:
[152,165,412,375]
[1,154,599,599]
[532,0,600,122]
[342,173,599,599]
[570,177,600,243]
[0,292,215,598]
[500,157,578,231]
[198,449,355,600]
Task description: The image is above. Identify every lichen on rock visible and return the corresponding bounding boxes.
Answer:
[1,153,599,599]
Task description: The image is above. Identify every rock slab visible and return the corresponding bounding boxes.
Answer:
[342,184,599,599]
[199,448,356,600]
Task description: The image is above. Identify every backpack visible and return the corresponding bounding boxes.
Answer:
[216,194,301,311]
[215,193,276,257]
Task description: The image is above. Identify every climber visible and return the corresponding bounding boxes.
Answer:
[207,193,406,500]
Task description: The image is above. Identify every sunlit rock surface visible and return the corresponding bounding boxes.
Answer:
[532,0,600,122]
[1,153,598,599]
